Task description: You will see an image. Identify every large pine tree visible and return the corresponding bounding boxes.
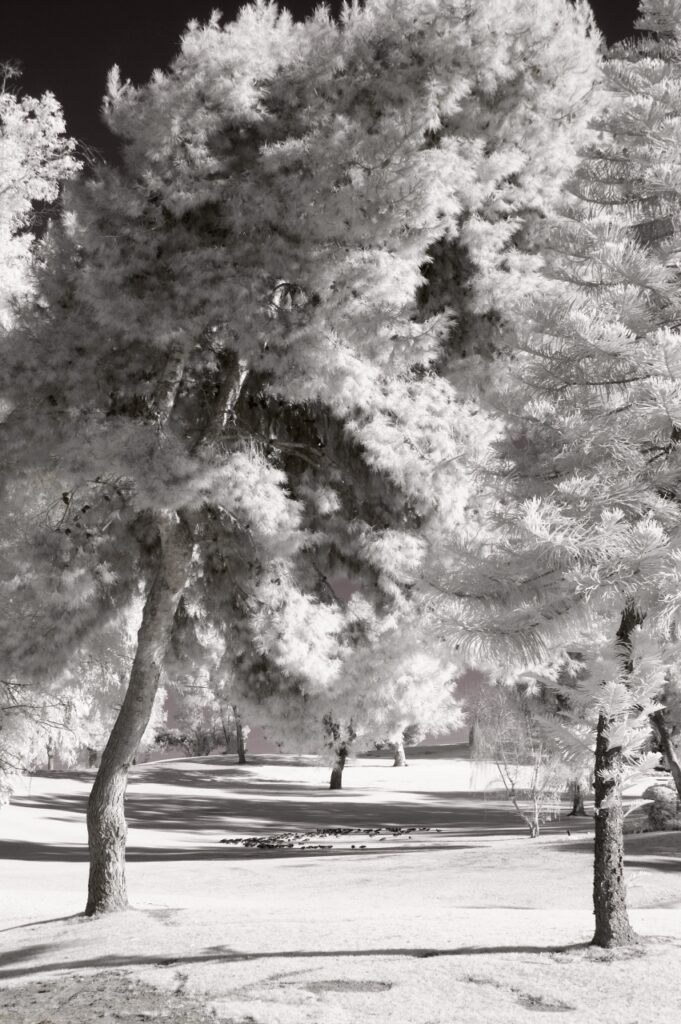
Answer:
[0,0,600,915]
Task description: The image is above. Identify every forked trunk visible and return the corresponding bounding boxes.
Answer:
[329,748,347,790]
[233,705,247,765]
[651,710,681,802]
[85,512,192,916]
[569,780,588,817]
[392,739,407,767]
[592,711,638,947]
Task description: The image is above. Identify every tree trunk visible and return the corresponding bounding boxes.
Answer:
[84,339,248,916]
[591,711,638,947]
[202,352,249,447]
[85,512,193,916]
[568,780,588,817]
[233,705,247,765]
[468,718,478,755]
[329,748,347,790]
[46,738,55,772]
[218,707,232,752]
[651,710,681,801]
[392,739,407,767]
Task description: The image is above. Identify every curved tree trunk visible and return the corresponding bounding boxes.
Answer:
[651,710,681,801]
[568,780,588,817]
[233,705,247,765]
[85,512,193,916]
[591,711,638,947]
[85,341,246,916]
[329,748,347,790]
[392,739,407,767]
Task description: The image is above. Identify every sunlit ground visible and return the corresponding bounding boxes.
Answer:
[1,748,680,1023]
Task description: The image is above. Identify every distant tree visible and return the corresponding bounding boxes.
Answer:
[0,63,77,325]
[155,681,235,759]
[649,669,681,800]
[0,609,135,797]
[472,683,569,838]
[232,705,249,765]
[0,69,77,800]
[235,606,463,789]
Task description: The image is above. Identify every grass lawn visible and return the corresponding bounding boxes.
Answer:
[0,748,680,1023]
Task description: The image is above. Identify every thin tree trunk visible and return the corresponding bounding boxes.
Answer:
[329,748,347,790]
[233,705,247,765]
[651,710,681,801]
[154,337,190,425]
[568,780,588,817]
[85,512,193,916]
[392,739,407,767]
[46,738,55,772]
[218,706,231,752]
[592,711,637,946]
[468,718,478,755]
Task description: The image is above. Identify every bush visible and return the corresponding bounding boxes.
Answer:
[642,784,681,832]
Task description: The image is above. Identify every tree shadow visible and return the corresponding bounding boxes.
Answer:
[0,941,592,982]
[556,830,681,871]
[10,786,593,840]
[626,856,681,874]
[0,915,84,935]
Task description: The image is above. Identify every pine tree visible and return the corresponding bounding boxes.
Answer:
[0,69,78,799]
[0,0,601,913]
[428,0,681,947]
[0,64,77,325]
[236,611,462,789]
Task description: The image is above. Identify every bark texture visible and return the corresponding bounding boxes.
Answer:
[591,712,638,946]
[329,748,347,790]
[591,607,640,947]
[651,710,681,801]
[85,512,193,916]
[202,352,249,447]
[392,740,407,767]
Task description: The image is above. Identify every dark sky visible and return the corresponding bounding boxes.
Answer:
[1,0,640,163]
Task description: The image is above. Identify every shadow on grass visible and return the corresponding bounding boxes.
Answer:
[9,786,595,840]
[0,941,591,981]
[627,856,681,873]
[0,838,480,863]
[0,915,84,934]
[549,830,681,888]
